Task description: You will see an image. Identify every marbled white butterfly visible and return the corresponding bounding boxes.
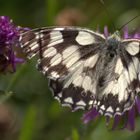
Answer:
[19,26,140,117]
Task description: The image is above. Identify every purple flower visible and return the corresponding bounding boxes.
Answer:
[0,16,26,73]
[82,26,140,131]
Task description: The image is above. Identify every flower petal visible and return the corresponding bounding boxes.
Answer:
[82,107,98,123]
[126,106,135,131]
[135,96,140,114]
[112,115,121,130]
[123,26,129,39]
[104,26,109,38]
[0,16,26,72]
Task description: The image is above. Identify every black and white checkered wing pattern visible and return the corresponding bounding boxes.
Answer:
[95,39,140,116]
[20,27,105,110]
[19,27,140,117]
[20,27,105,77]
[121,39,140,93]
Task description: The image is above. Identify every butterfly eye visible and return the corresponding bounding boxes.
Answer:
[106,51,115,59]
[109,52,115,58]
[107,44,117,58]
[98,76,105,87]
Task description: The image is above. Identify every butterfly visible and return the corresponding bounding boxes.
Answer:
[19,26,140,117]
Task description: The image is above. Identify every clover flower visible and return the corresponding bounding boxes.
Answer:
[0,16,26,73]
[82,26,140,131]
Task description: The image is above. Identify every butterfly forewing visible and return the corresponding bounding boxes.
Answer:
[20,27,105,78]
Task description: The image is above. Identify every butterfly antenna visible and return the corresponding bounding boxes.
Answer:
[118,15,140,31]
[100,0,116,31]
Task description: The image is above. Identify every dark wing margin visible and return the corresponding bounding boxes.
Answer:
[49,79,94,111]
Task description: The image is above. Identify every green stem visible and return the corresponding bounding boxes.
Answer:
[6,63,28,91]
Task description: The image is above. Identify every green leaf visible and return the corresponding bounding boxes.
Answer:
[0,90,13,103]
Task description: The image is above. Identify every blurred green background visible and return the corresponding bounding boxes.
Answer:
[0,0,140,140]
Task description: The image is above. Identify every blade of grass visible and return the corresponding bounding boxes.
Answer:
[45,0,58,25]
[18,104,37,140]
[0,90,13,103]
[72,128,79,140]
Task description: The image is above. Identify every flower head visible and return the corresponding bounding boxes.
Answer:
[0,16,26,73]
[82,26,140,131]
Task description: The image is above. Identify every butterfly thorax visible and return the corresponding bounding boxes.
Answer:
[106,31,121,59]
[96,32,122,97]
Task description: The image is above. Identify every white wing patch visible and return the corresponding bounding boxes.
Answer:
[72,75,83,87]
[132,57,140,74]
[50,71,60,78]
[50,53,62,66]
[53,27,64,31]
[84,54,99,68]
[62,45,79,59]
[128,62,137,81]
[117,73,128,102]
[100,105,105,110]
[64,63,84,88]
[76,31,95,45]
[103,81,118,96]
[76,100,86,106]
[82,76,92,91]
[103,59,138,103]
[125,42,139,55]
[64,97,73,104]
[106,106,113,113]
[29,42,39,51]
[43,47,57,57]
[115,58,123,74]
[63,50,80,68]
[49,31,64,47]
[35,32,44,39]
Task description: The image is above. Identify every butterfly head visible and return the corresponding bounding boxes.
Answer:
[107,30,121,47]
[106,31,121,58]
[108,31,121,41]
